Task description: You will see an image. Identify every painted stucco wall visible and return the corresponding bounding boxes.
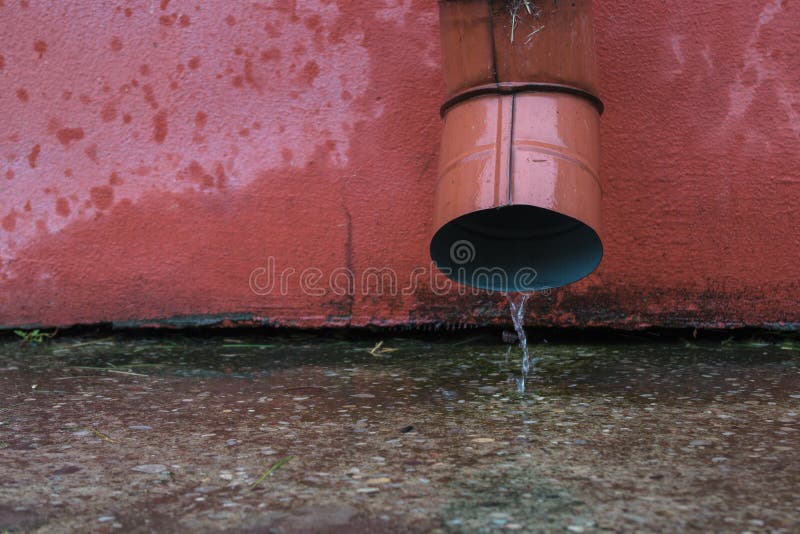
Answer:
[1,0,798,330]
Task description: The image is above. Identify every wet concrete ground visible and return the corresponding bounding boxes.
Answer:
[1,333,800,533]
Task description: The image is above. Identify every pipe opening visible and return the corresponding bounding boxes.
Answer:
[430,205,603,292]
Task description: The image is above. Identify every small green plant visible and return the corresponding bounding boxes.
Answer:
[14,328,57,345]
[249,456,294,490]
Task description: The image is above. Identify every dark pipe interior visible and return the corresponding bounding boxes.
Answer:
[430,205,602,292]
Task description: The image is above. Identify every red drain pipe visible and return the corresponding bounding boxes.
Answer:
[430,0,603,292]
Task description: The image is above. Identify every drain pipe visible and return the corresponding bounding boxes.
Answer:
[430,0,603,292]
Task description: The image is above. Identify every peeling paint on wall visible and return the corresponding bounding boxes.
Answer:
[0,0,378,279]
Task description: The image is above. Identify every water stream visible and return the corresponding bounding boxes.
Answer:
[507,293,534,393]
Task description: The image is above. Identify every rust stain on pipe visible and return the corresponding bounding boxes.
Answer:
[431,0,604,292]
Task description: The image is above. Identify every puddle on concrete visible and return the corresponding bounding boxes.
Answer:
[1,335,799,532]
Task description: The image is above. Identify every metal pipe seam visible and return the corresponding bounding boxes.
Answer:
[439,82,605,117]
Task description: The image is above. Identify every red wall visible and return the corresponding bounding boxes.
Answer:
[1,1,798,330]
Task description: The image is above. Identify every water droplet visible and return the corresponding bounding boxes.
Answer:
[507,293,536,393]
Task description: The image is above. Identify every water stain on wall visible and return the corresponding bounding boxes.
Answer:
[0,0,378,280]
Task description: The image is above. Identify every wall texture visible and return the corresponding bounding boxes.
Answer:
[1,0,798,330]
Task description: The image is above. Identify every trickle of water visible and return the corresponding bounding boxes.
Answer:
[507,293,534,393]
